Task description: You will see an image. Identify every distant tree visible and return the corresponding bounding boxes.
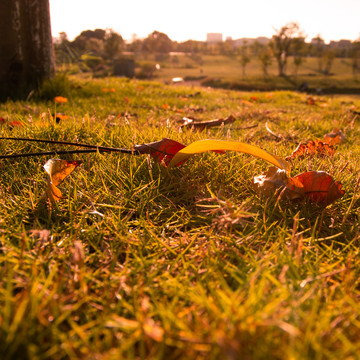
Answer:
[142,31,173,54]
[351,41,360,79]
[0,0,55,99]
[258,47,273,78]
[323,49,336,75]
[104,30,124,59]
[239,41,251,78]
[127,35,144,53]
[177,40,208,54]
[291,37,307,77]
[270,22,302,76]
[312,35,325,73]
[72,29,106,52]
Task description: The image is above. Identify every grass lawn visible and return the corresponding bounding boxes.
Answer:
[0,75,359,359]
[148,54,360,93]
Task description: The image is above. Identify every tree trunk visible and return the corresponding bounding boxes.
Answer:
[0,0,55,100]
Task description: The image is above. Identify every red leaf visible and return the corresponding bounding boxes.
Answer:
[10,120,23,127]
[293,171,345,206]
[135,138,186,166]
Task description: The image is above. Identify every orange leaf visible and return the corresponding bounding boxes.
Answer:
[285,140,335,161]
[102,88,116,92]
[54,96,68,104]
[242,99,254,106]
[294,171,345,206]
[324,128,346,145]
[43,159,82,202]
[55,113,70,123]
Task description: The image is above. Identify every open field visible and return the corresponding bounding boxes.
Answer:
[0,75,360,359]
[139,54,360,93]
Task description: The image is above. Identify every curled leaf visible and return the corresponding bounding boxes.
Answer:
[323,128,346,145]
[253,167,305,201]
[168,139,290,172]
[285,140,335,161]
[43,159,82,202]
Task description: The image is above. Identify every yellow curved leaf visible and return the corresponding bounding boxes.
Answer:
[168,139,290,172]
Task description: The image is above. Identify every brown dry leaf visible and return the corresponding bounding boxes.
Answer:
[43,159,82,202]
[179,115,236,130]
[323,128,346,145]
[294,171,345,206]
[253,167,305,201]
[285,140,335,161]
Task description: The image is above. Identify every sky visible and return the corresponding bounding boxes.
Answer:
[49,0,360,43]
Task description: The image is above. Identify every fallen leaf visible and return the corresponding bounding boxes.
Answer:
[0,117,6,124]
[242,99,254,106]
[102,88,116,92]
[294,171,345,206]
[253,168,345,206]
[9,120,23,128]
[134,138,186,166]
[54,96,68,104]
[285,140,335,161]
[324,128,346,145]
[179,115,236,130]
[253,167,305,201]
[168,139,290,171]
[43,159,82,202]
[306,97,316,105]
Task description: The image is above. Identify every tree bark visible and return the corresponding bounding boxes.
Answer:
[0,0,55,99]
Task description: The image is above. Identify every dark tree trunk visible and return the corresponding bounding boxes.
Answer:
[0,0,55,100]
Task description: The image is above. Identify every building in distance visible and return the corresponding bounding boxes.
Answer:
[207,33,223,43]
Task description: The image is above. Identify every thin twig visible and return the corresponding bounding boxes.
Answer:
[0,137,134,154]
[0,149,102,159]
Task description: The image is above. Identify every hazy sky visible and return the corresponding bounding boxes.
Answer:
[49,0,360,43]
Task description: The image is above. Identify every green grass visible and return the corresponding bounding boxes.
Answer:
[148,54,360,93]
[0,76,360,359]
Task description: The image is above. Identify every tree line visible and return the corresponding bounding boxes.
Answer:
[55,23,360,79]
